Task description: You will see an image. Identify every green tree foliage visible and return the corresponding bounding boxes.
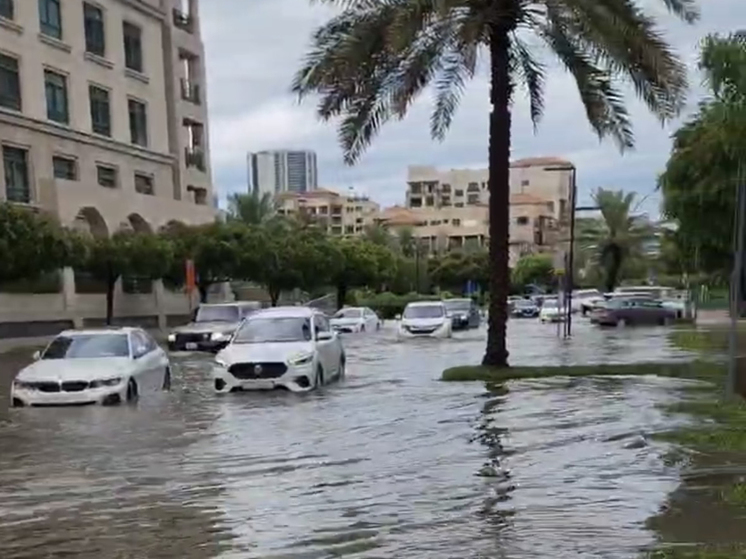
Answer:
[577,189,654,292]
[81,231,173,324]
[511,254,554,290]
[430,250,489,293]
[0,203,82,284]
[660,32,746,276]
[227,192,275,225]
[292,0,694,367]
[330,237,397,308]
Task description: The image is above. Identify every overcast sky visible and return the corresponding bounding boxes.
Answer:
[200,0,741,215]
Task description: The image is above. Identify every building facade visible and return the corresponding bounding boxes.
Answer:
[275,188,379,236]
[0,0,215,237]
[248,149,318,196]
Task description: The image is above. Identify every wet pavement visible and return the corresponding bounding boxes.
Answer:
[0,320,713,558]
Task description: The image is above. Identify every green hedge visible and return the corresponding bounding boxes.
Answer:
[357,291,449,319]
[0,271,62,294]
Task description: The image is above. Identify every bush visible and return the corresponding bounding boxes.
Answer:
[0,271,61,294]
[357,291,443,319]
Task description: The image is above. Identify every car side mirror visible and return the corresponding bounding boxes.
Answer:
[317,331,333,341]
[32,350,41,361]
[395,314,402,320]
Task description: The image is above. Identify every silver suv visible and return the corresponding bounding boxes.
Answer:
[167,302,262,353]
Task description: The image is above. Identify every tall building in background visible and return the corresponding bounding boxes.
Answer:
[0,0,216,233]
[248,150,318,195]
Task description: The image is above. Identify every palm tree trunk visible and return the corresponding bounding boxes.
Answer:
[482,27,512,368]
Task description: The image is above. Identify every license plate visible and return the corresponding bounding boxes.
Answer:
[241,380,274,390]
[185,342,198,350]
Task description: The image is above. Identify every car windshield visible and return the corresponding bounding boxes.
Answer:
[42,334,130,359]
[404,305,444,319]
[444,300,471,311]
[543,300,558,309]
[334,309,362,319]
[233,317,312,343]
[195,305,239,323]
[516,300,535,308]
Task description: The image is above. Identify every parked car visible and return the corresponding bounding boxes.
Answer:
[572,289,605,315]
[594,297,677,327]
[11,328,171,407]
[167,302,262,352]
[511,298,540,318]
[539,298,568,323]
[397,301,452,339]
[212,307,345,393]
[443,298,481,330]
[330,306,381,333]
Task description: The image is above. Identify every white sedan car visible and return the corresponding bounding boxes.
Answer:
[539,298,569,323]
[330,306,381,333]
[213,306,345,393]
[11,328,171,408]
[397,301,452,339]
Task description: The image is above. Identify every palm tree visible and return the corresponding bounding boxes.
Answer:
[577,188,655,292]
[227,192,274,225]
[292,0,696,367]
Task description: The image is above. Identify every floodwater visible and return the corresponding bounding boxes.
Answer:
[0,320,706,558]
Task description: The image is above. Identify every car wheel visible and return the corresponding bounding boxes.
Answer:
[162,366,172,391]
[126,378,139,402]
[338,356,346,379]
[360,324,366,333]
[617,318,627,328]
[315,365,324,389]
[376,322,381,331]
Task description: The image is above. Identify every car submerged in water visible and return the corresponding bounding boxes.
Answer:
[329,306,381,333]
[511,298,540,318]
[396,301,452,339]
[212,306,346,393]
[167,302,262,352]
[11,328,171,407]
[443,298,481,330]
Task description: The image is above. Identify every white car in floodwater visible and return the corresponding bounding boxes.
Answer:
[212,306,346,393]
[397,301,452,339]
[539,298,569,323]
[330,306,381,333]
[11,328,171,408]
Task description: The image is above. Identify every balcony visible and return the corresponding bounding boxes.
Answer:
[172,9,194,33]
[185,147,205,171]
[180,79,201,104]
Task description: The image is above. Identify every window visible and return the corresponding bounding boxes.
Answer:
[454,189,464,197]
[134,173,153,195]
[521,179,530,187]
[44,70,68,124]
[0,0,13,20]
[452,218,461,226]
[123,22,143,72]
[83,3,106,57]
[52,156,77,180]
[128,99,147,146]
[517,216,529,225]
[39,0,62,39]
[89,85,111,136]
[96,164,117,188]
[3,146,30,203]
[0,53,21,111]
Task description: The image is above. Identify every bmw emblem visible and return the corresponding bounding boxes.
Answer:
[254,364,262,375]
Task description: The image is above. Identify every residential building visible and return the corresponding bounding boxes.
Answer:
[275,188,379,236]
[0,0,215,237]
[248,149,318,196]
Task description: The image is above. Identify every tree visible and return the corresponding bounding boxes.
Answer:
[292,0,694,367]
[430,250,489,293]
[659,32,746,277]
[511,254,554,290]
[576,189,654,292]
[0,203,82,285]
[330,237,396,308]
[81,231,173,324]
[227,192,275,225]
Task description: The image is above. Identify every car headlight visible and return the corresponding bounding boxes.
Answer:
[215,358,228,368]
[13,380,33,390]
[289,353,314,365]
[167,333,176,342]
[90,377,122,388]
[211,331,232,341]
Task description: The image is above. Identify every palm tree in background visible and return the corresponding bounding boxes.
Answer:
[577,188,655,292]
[227,192,275,226]
[292,0,696,367]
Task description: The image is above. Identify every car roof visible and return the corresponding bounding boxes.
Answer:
[57,327,137,337]
[337,306,363,311]
[406,300,444,307]
[249,306,318,319]
[444,298,472,303]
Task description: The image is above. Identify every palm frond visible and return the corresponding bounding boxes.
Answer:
[510,36,545,129]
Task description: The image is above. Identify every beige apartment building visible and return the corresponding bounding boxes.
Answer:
[275,188,380,236]
[0,0,215,237]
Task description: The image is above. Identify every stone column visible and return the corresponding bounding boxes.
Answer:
[153,279,167,331]
[61,267,82,328]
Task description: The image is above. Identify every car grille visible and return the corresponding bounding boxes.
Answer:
[228,362,287,379]
[175,333,210,344]
[406,326,437,334]
[62,381,89,392]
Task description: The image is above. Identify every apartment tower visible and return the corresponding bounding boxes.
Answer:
[248,149,318,196]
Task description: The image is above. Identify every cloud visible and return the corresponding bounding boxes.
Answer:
[201,0,743,210]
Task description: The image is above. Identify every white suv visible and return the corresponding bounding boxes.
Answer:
[397,301,452,339]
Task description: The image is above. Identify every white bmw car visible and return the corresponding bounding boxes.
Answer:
[213,306,346,393]
[330,306,381,333]
[11,328,171,408]
[397,301,452,339]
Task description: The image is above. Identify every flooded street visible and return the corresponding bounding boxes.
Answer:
[0,321,701,558]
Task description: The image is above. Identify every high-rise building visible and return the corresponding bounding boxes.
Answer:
[0,0,215,235]
[248,150,318,195]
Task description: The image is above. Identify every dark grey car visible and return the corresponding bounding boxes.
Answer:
[168,302,262,352]
[595,297,676,327]
[444,298,481,330]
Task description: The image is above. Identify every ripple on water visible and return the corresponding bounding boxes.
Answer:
[0,320,698,558]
